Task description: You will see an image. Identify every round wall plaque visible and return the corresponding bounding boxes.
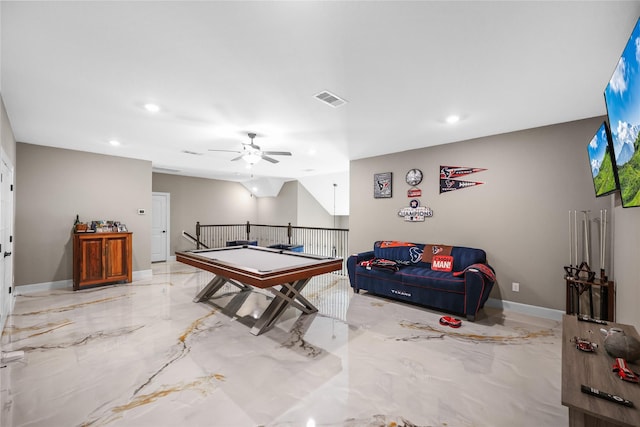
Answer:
[405,168,423,186]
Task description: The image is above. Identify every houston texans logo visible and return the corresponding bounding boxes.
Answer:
[409,247,423,263]
[432,246,444,255]
[377,179,390,191]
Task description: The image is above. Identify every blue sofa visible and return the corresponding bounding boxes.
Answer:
[347,241,496,321]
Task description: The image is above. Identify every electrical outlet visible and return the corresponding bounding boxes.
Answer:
[512,282,520,292]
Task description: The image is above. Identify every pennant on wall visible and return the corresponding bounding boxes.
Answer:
[440,166,487,179]
[440,179,484,193]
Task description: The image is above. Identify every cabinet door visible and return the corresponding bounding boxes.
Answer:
[105,236,128,280]
[79,237,105,283]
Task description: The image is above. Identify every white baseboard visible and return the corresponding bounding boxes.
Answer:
[134,269,153,281]
[15,279,73,294]
[485,297,564,321]
[9,290,16,311]
[15,269,154,295]
[151,256,176,263]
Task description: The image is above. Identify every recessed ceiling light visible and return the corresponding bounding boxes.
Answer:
[445,115,460,124]
[308,148,317,156]
[252,186,258,192]
[144,103,160,113]
[109,139,120,146]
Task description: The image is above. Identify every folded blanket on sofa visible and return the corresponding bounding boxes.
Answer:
[453,263,496,282]
[360,258,400,272]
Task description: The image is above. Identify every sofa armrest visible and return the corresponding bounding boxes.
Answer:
[463,264,496,320]
[347,251,375,291]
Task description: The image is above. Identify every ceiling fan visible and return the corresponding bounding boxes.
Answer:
[209,132,292,164]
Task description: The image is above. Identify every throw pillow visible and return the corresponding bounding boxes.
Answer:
[422,244,453,263]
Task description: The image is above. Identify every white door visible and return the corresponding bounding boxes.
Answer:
[0,154,14,332]
[151,192,169,262]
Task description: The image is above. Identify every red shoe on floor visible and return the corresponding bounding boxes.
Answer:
[439,316,462,328]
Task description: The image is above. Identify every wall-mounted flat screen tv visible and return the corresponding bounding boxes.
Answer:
[587,121,619,197]
[604,17,640,207]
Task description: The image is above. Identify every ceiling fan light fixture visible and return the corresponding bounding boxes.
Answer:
[243,152,262,164]
[445,114,460,124]
[210,132,289,165]
[144,103,160,113]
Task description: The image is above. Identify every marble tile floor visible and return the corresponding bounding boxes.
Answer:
[0,260,567,427]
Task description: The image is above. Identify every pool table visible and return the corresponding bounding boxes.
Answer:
[176,245,343,335]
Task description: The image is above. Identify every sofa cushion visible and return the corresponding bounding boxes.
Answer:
[373,241,424,264]
[450,247,487,271]
[398,265,465,293]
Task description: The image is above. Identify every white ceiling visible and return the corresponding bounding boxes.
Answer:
[2,1,640,216]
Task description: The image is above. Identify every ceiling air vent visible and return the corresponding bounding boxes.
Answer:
[181,150,203,156]
[314,90,347,108]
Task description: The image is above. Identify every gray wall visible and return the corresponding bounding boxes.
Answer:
[16,143,152,286]
[256,180,336,228]
[297,182,335,228]
[350,117,613,312]
[152,173,258,254]
[257,180,297,225]
[612,205,640,326]
[335,216,349,229]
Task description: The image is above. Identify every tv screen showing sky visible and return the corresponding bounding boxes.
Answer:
[604,17,640,207]
[587,122,618,197]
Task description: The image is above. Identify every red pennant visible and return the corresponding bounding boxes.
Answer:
[440,166,487,179]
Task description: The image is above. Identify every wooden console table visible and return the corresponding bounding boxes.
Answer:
[562,315,640,427]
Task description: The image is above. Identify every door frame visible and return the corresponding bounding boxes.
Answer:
[0,148,14,335]
[152,192,170,262]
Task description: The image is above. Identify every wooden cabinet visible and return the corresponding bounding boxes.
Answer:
[562,315,640,427]
[73,232,132,290]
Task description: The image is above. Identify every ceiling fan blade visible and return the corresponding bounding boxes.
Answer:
[261,155,279,164]
[208,149,242,153]
[231,155,244,161]
[262,151,292,156]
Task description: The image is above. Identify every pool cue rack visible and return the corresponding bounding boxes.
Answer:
[564,265,615,322]
[564,209,614,321]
